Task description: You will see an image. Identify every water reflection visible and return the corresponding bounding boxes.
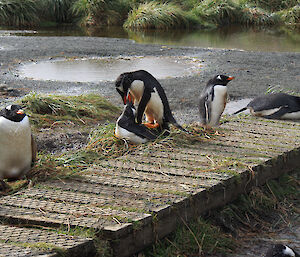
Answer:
[5,25,300,52]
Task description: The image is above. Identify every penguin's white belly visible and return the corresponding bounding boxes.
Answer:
[281,111,300,120]
[115,125,148,144]
[145,90,164,124]
[208,86,227,126]
[0,116,32,178]
[252,107,281,117]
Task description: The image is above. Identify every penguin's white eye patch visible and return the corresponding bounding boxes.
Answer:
[6,105,12,111]
[217,75,221,80]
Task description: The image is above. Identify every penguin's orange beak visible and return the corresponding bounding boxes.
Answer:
[124,93,134,104]
[17,110,24,115]
[227,76,235,81]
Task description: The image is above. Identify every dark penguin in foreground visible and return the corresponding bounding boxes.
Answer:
[199,75,235,127]
[265,244,299,257]
[115,70,188,133]
[0,105,37,190]
[115,101,159,144]
[234,93,300,120]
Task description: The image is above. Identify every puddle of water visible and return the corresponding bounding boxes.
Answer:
[18,56,202,82]
[224,98,252,115]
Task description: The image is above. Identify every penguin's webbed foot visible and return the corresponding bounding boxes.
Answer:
[143,122,160,129]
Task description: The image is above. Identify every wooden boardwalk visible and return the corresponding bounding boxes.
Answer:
[0,116,299,257]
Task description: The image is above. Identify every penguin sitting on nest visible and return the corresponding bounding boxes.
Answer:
[265,244,299,257]
[199,75,235,128]
[115,100,160,144]
[234,93,300,120]
[115,70,189,134]
[0,105,37,190]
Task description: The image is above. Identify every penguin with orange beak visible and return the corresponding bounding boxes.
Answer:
[199,75,235,127]
[115,70,188,133]
[0,105,37,190]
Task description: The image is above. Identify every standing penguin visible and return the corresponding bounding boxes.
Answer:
[115,70,188,133]
[234,93,300,120]
[265,244,299,257]
[115,101,159,144]
[0,105,37,190]
[199,75,235,127]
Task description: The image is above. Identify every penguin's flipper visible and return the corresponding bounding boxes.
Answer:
[233,107,247,115]
[31,134,37,165]
[262,106,289,119]
[136,88,152,124]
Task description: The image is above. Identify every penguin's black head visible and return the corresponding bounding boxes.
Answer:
[211,75,235,86]
[122,100,136,120]
[115,72,134,104]
[265,244,299,257]
[0,105,26,122]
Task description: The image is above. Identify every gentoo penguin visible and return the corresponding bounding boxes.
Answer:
[115,70,188,133]
[265,244,299,257]
[0,105,37,190]
[199,75,234,127]
[234,93,300,120]
[115,101,159,144]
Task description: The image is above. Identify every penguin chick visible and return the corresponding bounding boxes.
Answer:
[234,93,300,120]
[0,105,37,189]
[115,101,160,144]
[265,244,299,257]
[115,70,189,133]
[199,75,234,127]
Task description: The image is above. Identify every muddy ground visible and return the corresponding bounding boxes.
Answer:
[0,32,299,256]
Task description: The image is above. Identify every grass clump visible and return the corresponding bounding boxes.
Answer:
[276,4,300,25]
[20,93,120,128]
[0,0,40,27]
[124,2,188,30]
[72,0,127,26]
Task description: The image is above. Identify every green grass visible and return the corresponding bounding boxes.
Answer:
[0,0,40,27]
[124,2,189,30]
[20,93,120,129]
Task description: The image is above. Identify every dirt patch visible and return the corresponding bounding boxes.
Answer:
[34,128,90,154]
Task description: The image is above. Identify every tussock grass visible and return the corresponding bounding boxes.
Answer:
[124,2,188,30]
[72,0,126,26]
[40,0,77,23]
[276,4,300,25]
[20,93,120,128]
[0,0,40,27]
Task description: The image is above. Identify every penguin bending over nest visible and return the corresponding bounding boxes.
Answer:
[234,93,300,120]
[265,244,299,257]
[0,105,37,190]
[115,101,160,144]
[115,70,188,134]
[199,75,235,128]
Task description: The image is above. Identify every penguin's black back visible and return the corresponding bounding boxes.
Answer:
[248,93,300,112]
[118,101,158,140]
